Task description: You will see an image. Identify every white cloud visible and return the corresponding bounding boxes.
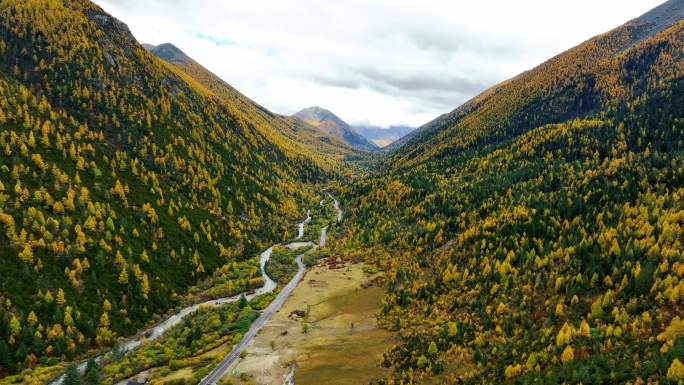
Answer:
[92,0,666,127]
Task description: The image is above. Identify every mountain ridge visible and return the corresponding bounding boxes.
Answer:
[293,106,378,151]
[387,0,684,168]
[142,43,367,169]
[353,125,416,148]
[0,1,345,381]
[336,1,684,383]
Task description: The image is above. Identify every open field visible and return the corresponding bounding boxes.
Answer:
[221,258,392,385]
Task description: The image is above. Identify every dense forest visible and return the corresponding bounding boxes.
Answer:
[0,0,357,381]
[145,43,370,170]
[336,6,684,385]
[3,0,684,384]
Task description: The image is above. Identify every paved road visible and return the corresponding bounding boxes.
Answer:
[52,196,340,385]
[199,233,323,385]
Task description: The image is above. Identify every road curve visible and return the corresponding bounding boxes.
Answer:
[51,215,313,385]
[199,237,320,385]
[201,194,341,384]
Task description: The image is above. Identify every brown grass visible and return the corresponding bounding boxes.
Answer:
[224,260,393,385]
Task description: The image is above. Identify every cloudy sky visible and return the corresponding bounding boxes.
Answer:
[92,0,665,128]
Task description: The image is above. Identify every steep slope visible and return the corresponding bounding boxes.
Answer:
[387,0,684,170]
[354,125,416,148]
[142,43,367,168]
[336,2,684,384]
[0,0,342,379]
[293,106,378,151]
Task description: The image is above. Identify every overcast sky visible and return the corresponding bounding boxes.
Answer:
[92,0,666,128]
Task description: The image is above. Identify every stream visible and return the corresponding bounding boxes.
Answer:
[326,192,343,222]
[49,210,315,385]
[296,210,311,239]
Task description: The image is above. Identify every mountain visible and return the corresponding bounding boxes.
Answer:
[386,0,684,169]
[142,43,368,168]
[382,114,446,151]
[142,43,190,63]
[0,0,347,380]
[336,1,684,383]
[353,125,416,148]
[293,106,378,151]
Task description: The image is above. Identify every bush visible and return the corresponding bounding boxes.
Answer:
[194,367,209,380]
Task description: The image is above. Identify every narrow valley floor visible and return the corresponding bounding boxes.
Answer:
[222,258,392,385]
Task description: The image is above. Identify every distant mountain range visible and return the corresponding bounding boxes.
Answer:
[353,125,416,148]
[293,106,378,151]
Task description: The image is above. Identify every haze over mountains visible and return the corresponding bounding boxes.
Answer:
[353,125,416,148]
[293,106,378,151]
[2,0,684,384]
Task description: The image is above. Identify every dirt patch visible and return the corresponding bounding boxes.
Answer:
[219,260,392,385]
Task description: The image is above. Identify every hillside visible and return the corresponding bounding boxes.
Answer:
[354,125,416,148]
[336,1,684,383]
[0,0,344,380]
[143,44,368,168]
[293,106,378,151]
[386,0,684,170]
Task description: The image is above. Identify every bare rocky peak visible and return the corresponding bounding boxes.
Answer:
[634,0,684,33]
[142,42,191,63]
[293,106,337,122]
[620,0,684,50]
[293,107,378,150]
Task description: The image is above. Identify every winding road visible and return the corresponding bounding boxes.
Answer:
[201,193,341,384]
[51,194,342,385]
[199,246,311,385]
[50,212,315,385]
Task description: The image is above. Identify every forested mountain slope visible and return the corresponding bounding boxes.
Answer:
[144,44,368,167]
[386,0,684,170]
[0,0,343,378]
[337,2,684,384]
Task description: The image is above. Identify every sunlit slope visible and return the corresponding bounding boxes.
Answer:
[145,44,368,169]
[387,0,684,171]
[0,0,342,377]
[338,2,684,384]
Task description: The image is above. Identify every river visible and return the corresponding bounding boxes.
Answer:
[49,209,316,385]
[326,192,343,222]
[296,210,311,239]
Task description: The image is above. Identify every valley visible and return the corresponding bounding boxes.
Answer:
[2,0,684,385]
[222,253,391,385]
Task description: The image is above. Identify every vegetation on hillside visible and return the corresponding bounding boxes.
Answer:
[3,0,684,384]
[0,0,345,380]
[336,14,684,385]
[155,47,371,171]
